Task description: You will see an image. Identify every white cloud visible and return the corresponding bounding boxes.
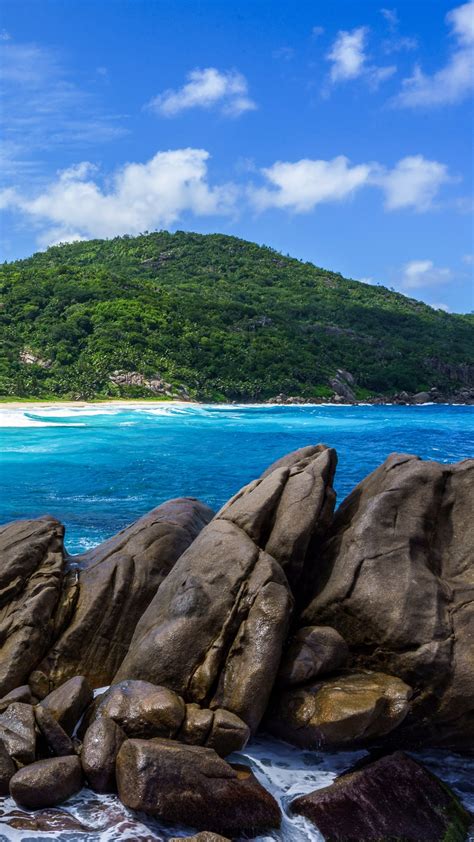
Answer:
[370,155,452,211]
[146,67,257,118]
[380,8,418,52]
[399,259,453,289]
[326,26,396,89]
[462,253,474,264]
[394,1,474,107]
[2,149,237,246]
[431,302,451,312]
[250,154,452,213]
[380,9,399,31]
[327,27,369,81]
[250,156,372,212]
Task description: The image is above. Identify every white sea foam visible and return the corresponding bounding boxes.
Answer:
[0,736,472,841]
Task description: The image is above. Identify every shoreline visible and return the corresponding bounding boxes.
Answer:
[0,398,473,411]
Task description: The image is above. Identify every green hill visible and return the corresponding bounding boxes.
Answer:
[1,231,473,401]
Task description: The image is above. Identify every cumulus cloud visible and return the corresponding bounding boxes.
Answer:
[250,156,372,212]
[326,26,396,89]
[399,259,454,289]
[393,1,474,107]
[327,27,369,81]
[2,149,237,246]
[250,154,452,213]
[146,67,257,117]
[370,155,453,211]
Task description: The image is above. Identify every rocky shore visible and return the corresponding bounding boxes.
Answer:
[0,445,472,839]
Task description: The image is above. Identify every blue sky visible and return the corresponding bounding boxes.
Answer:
[1,0,473,312]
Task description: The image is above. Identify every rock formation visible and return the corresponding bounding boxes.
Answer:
[30,498,214,694]
[0,444,472,837]
[115,445,336,733]
[300,454,474,749]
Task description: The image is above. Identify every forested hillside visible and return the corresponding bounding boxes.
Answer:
[1,231,473,401]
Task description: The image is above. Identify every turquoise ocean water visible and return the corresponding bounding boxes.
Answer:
[0,403,473,841]
[0,402,473,552]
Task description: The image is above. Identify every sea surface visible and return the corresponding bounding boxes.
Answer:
[0,403,473,841]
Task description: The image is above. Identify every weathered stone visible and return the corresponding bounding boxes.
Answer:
[9,756,83,809]
[81,716,126,793]
[266,671,412,748]
[115,447,335,733]
[205,708,250,757]
[290,751,471,841]
[179,703,214,746]
[116,738,281,834]
[34,705,75,756]
[0,703,36,765]
[93,680,186,738]
[168,830,231,842]
[0,739,16,796]
[277,625,349,686]
[0,517,65,697]
[0,686,33,713]
[302,454,474,749]
[40,676,93,735]
[32,498,214,691]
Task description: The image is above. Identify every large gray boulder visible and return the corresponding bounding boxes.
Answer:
[115,446,336,732]
[301,454,474,749]
[0,517,65,697]
[30,498,214,693]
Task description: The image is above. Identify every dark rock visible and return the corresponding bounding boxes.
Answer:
[277,625,349,686]
[412,390,431,403]
[168,830,231,842]
[205,708,250,757]
[0,703,36,765]
[329,369,356,401]
[31,498,214,691]
[116,738,281,834]
[302,454,474,749]
[93,680,186,738]
[0,516,65,697]
[9,756,83,809]
[40,676,93,735]
[0,739,16,796]
[81,716,127,792]
[0,685,33,713]
[34,705,75,756]
[290,751,471,841]
[115,447,336,733]
[179,703,214,746]
[266,671,412,748]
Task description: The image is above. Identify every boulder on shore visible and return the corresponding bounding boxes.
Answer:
[290,751,471,841]
[81,716,127,793]
[39,676,93,735]
[0,703,36,765]
[88,680,250,756]
[266,670,412,748]
[301,454,474,749]
[0,517,65,697]
[116,738,281,834]
[115,446,336,733]
[30,498,214,693]
[9,756,83,809]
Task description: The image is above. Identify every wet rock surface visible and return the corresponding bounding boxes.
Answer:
[0,740,16,796]
[35,705,75,757]
[290,750,471,841]
[39,676,93,735]
[266,670,412,748]
[81,716,127,792]
[0,703,36,765]
[116,738,281,834]
[9,756,83,809]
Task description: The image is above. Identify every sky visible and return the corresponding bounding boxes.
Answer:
[0,0,473,313]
